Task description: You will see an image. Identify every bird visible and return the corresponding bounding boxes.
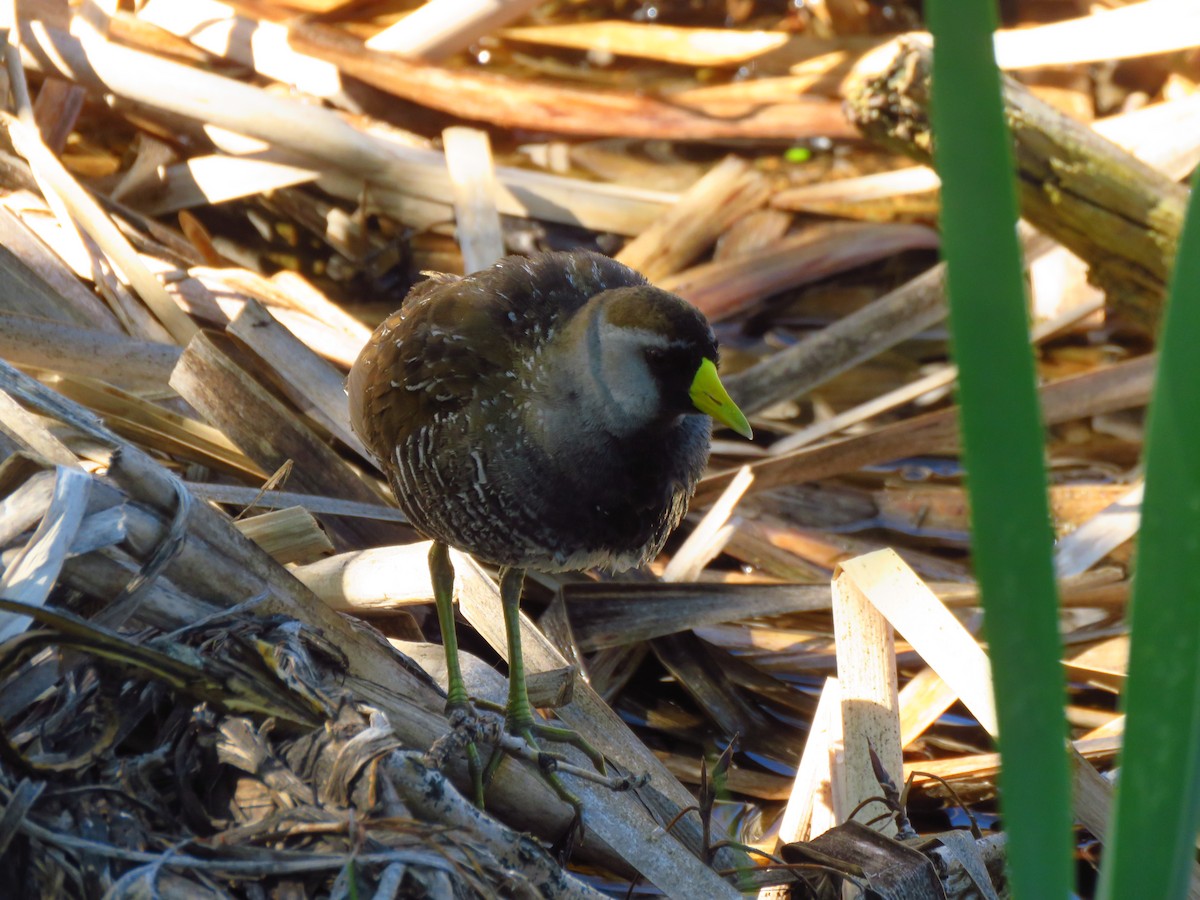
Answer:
[347,249,751,804]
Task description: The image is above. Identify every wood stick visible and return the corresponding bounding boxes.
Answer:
[233,506,333,565]
[724,253,945,414]
[161,267,367,369]
[898,667,957,749]
[992,0,1200,70]
[443,127,505,274]
[662,465,752,582]
[31,77,85,154]
[775,676,842,846]
[181,482,404,521]
[0,313,179,391]
[142,152,320,216]
[830,565,902,837]
[907,735,1119,784]
[61,550,221,632]
[0,387,79,466]
[368,0,544,60]
[43,372,264,480]
[844,36,1187,333]
[291,543,434,611]
[663,221,938,324]
[169,333,400,547]
[226,298,372,463]
[617,156,770,283]
[565,582,831,652]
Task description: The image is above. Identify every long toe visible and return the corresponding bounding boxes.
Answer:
[516,727,584,811]
[528,720,607,775]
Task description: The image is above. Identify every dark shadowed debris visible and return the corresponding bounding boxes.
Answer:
[0,605,607,899]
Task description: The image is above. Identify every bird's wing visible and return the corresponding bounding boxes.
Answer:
[347,276,516,462]
[347,252,644,464]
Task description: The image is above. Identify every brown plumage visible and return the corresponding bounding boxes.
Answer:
[349,250,736,572]
[348,250,750,806]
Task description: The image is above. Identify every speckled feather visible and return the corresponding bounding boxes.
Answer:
[348,250,717,572]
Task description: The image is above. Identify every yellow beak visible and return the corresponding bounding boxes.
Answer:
[689,359,752,440]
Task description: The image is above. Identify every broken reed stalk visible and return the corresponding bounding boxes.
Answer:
[99,447,595,846]
[226,297,373,464]
[0,359,588,857]
[443,126,506,273]
[615,156,771,283]
[292,543,436,612]
[661,221,939,325]
[0,312,180,391]
[829,565,903,838]
[366,0,545,59]
[844,36,1187,333]
[233,505,333,565]
[168,332,401,548]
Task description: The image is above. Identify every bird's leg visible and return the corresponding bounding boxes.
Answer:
[499,566,606,771]
[428,541,485,807]
[498,566,535,734]
[492,565,607,810]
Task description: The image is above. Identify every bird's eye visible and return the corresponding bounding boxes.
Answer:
[645,347,667,363]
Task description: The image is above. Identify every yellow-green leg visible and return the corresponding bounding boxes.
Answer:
[489,565,606,809]
[428,541,484,807]
[499,566,536,734]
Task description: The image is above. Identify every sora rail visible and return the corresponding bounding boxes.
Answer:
[348,250,751,803]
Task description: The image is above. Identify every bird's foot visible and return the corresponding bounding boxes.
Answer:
[474,697,605,774]
[509,723,585,812]
[522,719,608,776]
[480,706,644,818]
[493,727,648,791]
[424,701,498,808]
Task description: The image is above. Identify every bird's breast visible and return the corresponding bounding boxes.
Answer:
[387,406,708,571]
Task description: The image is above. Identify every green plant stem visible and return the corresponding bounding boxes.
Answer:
[925,2,1072,897]
[1099,167,1200,900]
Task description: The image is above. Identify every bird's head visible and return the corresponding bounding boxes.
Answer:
[549,284,752,441]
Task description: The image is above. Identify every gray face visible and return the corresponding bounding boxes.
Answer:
[589,320,676,433]
[527,295,710,450]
